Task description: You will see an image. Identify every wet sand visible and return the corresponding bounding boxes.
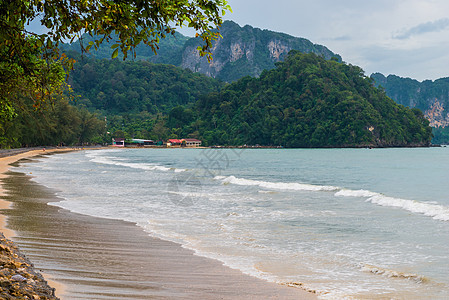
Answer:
[0,150,317,299]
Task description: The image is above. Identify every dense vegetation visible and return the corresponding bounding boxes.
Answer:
[190,52,432,147]
[62,52,433,147]
[3,50,433,148]
[69,54,224,114]
[65,55,224,141]
[1,96,105,148]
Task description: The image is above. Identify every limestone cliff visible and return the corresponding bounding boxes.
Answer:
[181,21,341,82]
[424,99,449,128]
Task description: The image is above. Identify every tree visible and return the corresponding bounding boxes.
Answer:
[0,0,231,146]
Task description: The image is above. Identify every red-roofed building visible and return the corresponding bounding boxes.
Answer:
[167,139,182,146]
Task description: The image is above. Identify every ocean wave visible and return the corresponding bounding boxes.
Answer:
[86,153,184,173]
[367,194,449,221]
[214,175,339,192]
[215,175,449,221]
[336,189,449,221]
[334,189,377,198]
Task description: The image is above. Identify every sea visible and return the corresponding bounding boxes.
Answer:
[15,147,449,299]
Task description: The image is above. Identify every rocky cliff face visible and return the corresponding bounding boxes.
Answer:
[181,21,341,82]
[424,99,449,128]
[371,73,449,128]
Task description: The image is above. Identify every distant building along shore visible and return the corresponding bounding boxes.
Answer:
[112,138,202,148]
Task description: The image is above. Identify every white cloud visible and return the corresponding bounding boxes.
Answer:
[25,0,449,81]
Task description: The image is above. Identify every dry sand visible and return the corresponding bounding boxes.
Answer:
[0,149,317,299]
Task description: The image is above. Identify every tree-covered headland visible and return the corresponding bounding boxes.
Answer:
[191,52,432,147]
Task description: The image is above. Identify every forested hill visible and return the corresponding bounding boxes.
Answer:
[189,52,432,147]
[63,21,341,82]
[68,56,224,114]
[371,73,449,144]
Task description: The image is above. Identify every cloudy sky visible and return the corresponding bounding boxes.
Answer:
[26,1,449,81]
[216,0,449,81]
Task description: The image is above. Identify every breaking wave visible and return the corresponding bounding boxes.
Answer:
[214,175,339,192]
[215,176,449,221]
[336,189,449,221]
[86,152,185,172]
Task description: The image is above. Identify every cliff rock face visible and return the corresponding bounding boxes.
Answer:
[371,73,449,128]
[181,21,341,82]
[424,99,449,128]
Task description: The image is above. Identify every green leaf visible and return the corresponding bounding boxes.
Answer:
[112,48,119,59]
[111,44,120,49]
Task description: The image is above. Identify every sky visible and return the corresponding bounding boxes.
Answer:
[212,0,449,81]
[26,0,449,81]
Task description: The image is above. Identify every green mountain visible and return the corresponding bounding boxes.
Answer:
[371,73,449,144]
[62,21,341,82]
[189,52,432,147]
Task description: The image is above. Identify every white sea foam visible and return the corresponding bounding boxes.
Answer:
[86,152,184,172]
[336,189,449,221]
[215,176,449,221]
[367,194,449,221]
[214,175,339,192]
[334,189,377,198]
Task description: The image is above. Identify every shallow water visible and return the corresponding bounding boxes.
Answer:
[16,147,449,299]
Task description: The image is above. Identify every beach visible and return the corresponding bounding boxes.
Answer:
[0,149,316,299]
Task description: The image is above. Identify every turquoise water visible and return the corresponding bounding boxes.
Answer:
[17,147,449,299]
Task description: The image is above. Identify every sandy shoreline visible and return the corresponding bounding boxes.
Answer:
[0,148,317,299]
[0,148,75,240]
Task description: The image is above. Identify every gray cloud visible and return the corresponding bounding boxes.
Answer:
[394,18,449,40]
